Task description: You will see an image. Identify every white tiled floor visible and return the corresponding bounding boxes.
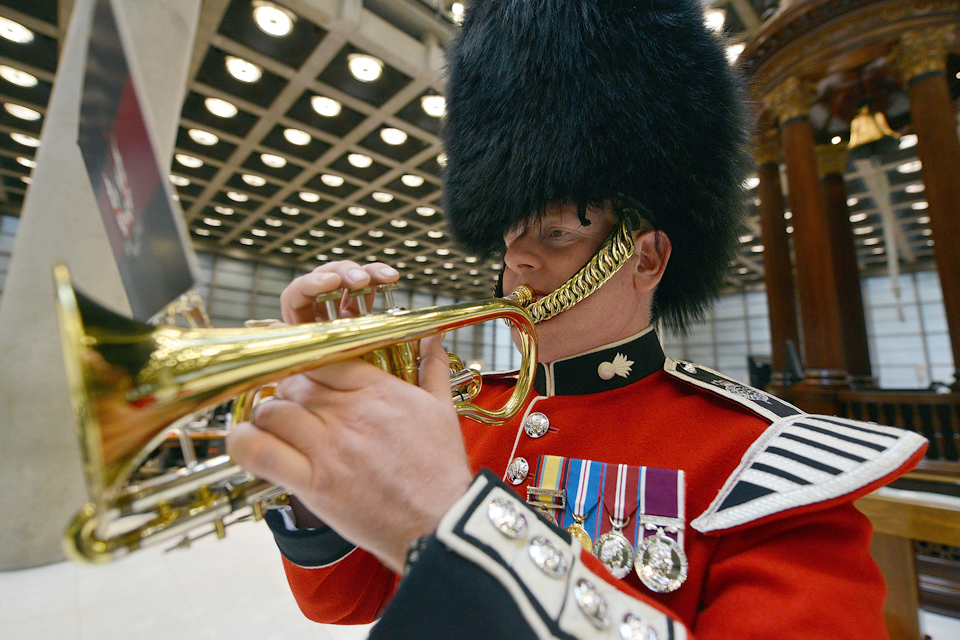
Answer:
[1,521,958,639]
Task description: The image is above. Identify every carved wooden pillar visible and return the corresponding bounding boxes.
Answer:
[893,27,960,390]
[755,128,799,392]
[765,78,849,411]
[816,143,873,386]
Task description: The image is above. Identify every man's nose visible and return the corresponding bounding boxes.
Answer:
[503,232,543,272]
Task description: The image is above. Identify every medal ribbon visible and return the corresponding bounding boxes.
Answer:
[638,467,685,546]
[530,455,567,511]
[600,463,640,537]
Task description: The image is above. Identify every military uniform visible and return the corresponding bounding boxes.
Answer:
[268,329,926,638]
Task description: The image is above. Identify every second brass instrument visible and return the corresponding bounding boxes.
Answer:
[55,264,537,563]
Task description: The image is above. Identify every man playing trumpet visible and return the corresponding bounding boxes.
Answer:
[227,1,927,637]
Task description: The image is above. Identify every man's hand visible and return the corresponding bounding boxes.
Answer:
[227,260,473,573]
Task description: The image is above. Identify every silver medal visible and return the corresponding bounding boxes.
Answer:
[593,517,634,579]
[634,527,688,593]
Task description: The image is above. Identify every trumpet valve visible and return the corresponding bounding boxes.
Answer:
[315,291,341,320]
[377,283,400,310]
[347,286,373,315]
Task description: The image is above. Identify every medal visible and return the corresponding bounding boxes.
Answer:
[634,526,688,593]
[565,513,593,553]
[594,516,634,579]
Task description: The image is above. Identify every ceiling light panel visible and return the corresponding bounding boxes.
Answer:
[318,45,412,108]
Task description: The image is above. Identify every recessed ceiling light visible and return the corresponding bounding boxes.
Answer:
[853,226,874,235]
[0,65,37,88]
[299,191,320,202]
[473,279,480,285]
[738,267,749,275]
[846,197,858,206]
[372,191,393,203]
[347,53,383,82]
[431,279,439,285]
[415,256,427,262]
[348,153,373,168]
[391,219,408,228]
[904,183,925,193]
[171,193,179,201]
[240,238,254,245]
[176,154,203,168]
[281,246,293,253]
[738,234,753,243]
[368,230,385,238]
[786,226,794,234]
[311,95,341,117]
[0,17,34,44]
[437,153,447,167]
[383,247,397,255]
[260,153,286,168]
[21,175,32,184]
[437,249,450,256]
[380,128,408,145]
[293,238,308,246]
[331,247,345,254]
[242,174,267,187]
[899,134,918,149]
[367,255,378,262]
[726,42,744,63]
[251,228,268,237]
[424,268,434,275]
[401,174,424,187]
[10,132,39,147]
[225,56,262,83]
[469,269,478,275]
[871,247,885,254]
[427,230,444,238]
[465,256,477,263]
[283,128,311,146]
[443,263,454,269]
[195,228,211,236]
[347,206,367,216]
[406,273,415,279]
[327,219,345,228]
[265,218,282,227]
[416,206,436,217]
[911,201,928,210]
[922,228,933,236]
[404,239,419,247]
[490,263,501,270]
[451,2,465,20]
[849,213,867,223]
[348,239,363,247]
[743,176,759,190]
[897,160,922,173]
[170,175,190,186]
[863,237,880,245]
[831,136,842,145]
[204,97,238,118]
[253,1,295,37]
[421,95,445,118]
[783,211,792,220]
[704,9,725,31]
[320,174,344,187]
[16,156,36,169]
[309,229,325,237]
[227,191,249,202]
[214,205,234,215]
[750,244,764,253]
[281,205,299,215]
[188,129,218,145]
[917,216,930,224]
[4,103,40,121]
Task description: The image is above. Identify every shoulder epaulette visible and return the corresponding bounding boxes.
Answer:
[691,413,927,533]
[663,358,803,422]
[663,359,927,533]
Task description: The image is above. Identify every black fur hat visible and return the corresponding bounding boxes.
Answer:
[442,0,751,331]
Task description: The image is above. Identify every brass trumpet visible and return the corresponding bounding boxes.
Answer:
[54,264,537,563]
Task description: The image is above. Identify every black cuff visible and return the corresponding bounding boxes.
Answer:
[264,509,357,568]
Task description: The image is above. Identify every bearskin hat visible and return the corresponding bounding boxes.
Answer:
[442,0,751,331]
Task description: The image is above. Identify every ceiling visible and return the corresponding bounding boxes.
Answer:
[0,0,950,302]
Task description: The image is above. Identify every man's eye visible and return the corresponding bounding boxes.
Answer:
[548,229,567,238]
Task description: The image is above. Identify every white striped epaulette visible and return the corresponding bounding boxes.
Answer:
[663,359,927,533]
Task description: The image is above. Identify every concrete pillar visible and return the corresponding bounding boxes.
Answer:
[0,0,200,570]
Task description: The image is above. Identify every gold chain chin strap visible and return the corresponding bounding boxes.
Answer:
[527,219,638,324]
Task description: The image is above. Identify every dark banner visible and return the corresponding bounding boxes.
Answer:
[78,0,197,321]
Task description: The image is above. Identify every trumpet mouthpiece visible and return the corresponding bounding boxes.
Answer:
[505,285,534,307]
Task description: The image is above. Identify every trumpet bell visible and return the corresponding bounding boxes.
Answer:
[54,264,537,562]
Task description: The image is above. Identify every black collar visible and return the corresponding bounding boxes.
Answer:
[533,328,665,397]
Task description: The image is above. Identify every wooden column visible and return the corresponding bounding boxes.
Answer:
[816,144,874,386]
[765,78,849,412]
[893,27,960,391]
[756,129,799,392]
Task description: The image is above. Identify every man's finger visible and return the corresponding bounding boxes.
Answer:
[227,421,313,490]
[419,334,454,401]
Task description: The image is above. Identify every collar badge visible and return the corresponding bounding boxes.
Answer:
[598,353,634,381]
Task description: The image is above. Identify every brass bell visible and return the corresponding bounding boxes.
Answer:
[848,105,900,159]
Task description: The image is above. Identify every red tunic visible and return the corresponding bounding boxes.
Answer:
[270,332,926,638]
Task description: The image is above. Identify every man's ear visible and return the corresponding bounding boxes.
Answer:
[632,230,671,293]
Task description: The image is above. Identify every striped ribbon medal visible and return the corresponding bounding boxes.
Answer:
[593,464,639,579]
[635,467,688,592]
[564,459,598,553]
